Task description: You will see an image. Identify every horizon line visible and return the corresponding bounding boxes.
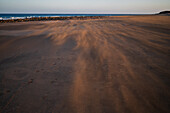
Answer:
[0,12,155,14]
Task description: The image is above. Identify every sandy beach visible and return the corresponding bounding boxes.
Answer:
[0,15,170,113]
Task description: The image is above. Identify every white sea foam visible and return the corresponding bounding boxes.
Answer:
[1,17,26,20]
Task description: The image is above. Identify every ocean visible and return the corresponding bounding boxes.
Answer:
[0,14,143,20]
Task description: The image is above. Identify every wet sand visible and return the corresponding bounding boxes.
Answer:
[0,16,170,113]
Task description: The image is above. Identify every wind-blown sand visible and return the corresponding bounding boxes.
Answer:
[0,16,170,113]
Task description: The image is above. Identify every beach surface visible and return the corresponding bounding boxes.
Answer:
[0,16,170,113]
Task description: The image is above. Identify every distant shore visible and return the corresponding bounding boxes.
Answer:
[0,16,107,23]
[1,11,169,23]
[0,15,152,23]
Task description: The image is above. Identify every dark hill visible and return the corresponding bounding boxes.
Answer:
[158,11,170,15]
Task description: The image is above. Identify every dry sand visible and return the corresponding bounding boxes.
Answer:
[0,16,170,113]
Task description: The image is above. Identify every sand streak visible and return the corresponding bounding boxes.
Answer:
[0,16,170,113]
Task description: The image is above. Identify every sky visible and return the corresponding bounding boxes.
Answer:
[0,0,170,14]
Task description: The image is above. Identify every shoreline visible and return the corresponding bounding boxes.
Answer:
[0,16,106,23]
[0,15,156,23]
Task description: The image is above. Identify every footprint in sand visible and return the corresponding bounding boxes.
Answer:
[4,67,30,81]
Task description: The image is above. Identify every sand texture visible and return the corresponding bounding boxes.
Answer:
[0,16,170,113]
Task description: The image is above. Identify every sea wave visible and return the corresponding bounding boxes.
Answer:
[0,14,142,20]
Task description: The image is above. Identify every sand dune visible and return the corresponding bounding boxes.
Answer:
[0,16,170,113]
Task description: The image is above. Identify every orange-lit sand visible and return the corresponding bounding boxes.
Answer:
[0,16,170,113]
